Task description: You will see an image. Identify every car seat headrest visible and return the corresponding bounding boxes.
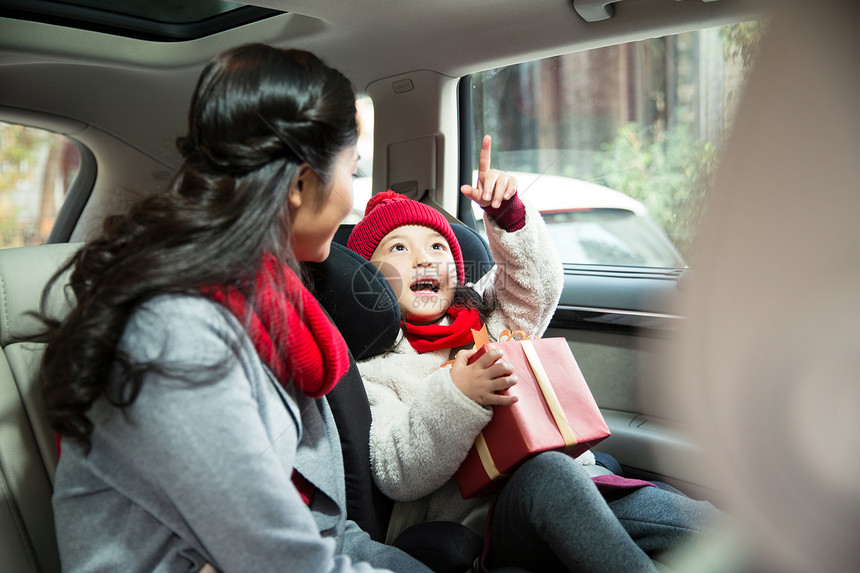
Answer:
[304,242,401,361]
[0,243,81,347]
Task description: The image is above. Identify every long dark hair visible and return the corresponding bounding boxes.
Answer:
[452,283,496,326]
[39,44,357,450]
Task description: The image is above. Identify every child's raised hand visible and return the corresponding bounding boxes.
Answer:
[450,347,518,407]
[460,135,518,210]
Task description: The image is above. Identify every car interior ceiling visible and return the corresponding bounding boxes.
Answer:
[2,1,859,571]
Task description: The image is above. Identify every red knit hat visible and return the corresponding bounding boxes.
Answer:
[347,191,465,284]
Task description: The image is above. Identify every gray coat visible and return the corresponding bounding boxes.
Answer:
[52,294,426,572]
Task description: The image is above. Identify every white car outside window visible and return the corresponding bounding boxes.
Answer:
[471,171,686,268]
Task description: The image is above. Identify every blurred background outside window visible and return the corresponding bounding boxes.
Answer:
[470,21,767,267]
[0,123,80,248]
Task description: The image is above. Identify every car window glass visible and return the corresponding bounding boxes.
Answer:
[1,122,81,248]
[346,96,374,224]
[469,21,766,268]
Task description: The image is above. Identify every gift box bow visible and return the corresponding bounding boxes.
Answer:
[438,325,534,368]
[472,324,534,349]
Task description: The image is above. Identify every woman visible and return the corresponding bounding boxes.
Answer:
[39,43,429,573]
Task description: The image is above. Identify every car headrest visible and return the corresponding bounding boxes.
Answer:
[0,243,81,347]
[307,223,494,360]
[304,242,401,361]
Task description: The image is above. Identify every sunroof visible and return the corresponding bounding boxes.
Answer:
[0,0,283,41]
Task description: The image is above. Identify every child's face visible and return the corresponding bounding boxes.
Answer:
[371,225,458,324]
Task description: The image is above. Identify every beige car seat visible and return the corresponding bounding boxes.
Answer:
[0,243,80,573]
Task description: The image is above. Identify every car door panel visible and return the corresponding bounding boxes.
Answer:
[546,268,716,499]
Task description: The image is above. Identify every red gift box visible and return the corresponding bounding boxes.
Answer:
[455,337,610,499]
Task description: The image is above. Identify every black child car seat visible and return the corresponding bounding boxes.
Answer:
[305,223,506,573]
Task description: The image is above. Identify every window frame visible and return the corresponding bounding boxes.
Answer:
[46,138,96,244]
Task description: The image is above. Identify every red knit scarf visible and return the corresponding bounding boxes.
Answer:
[206,253,349,398]
[205,252,350,505]
[403,305,484,353]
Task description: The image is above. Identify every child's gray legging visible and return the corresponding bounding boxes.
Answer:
[485,450,725,572]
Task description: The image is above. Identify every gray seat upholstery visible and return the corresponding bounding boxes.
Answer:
[0,243,80,573]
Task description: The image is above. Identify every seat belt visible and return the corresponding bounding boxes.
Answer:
[385,497,432,545]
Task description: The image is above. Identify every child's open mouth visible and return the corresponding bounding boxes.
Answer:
[410,277,440,294]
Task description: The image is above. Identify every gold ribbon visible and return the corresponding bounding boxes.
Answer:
[520,339,578,446]
[474,432,507,481]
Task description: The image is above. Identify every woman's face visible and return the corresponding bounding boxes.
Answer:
[289,145,358,262]
[370,224,458,324]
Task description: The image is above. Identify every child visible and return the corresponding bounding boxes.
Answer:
[346,135,724,572]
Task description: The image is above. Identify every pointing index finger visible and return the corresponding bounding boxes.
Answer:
[477,135,492,180]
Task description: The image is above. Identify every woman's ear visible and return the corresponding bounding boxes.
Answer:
[288,164,319,210]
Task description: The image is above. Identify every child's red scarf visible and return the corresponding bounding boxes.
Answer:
[205,252,350,505]
[403,305,483,353]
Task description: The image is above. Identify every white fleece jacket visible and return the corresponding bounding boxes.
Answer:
[357,199,595,525]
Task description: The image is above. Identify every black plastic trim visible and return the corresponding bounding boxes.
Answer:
[550,306,681,336]
[0,1,283,42]
[551,264,686,336]
[47,139,96,244]
[456,75,478,227]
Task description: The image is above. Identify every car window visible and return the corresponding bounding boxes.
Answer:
[541,209,685,268]
[467,21,766,268]
[345,96,374,225]
[0,122,81,248]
